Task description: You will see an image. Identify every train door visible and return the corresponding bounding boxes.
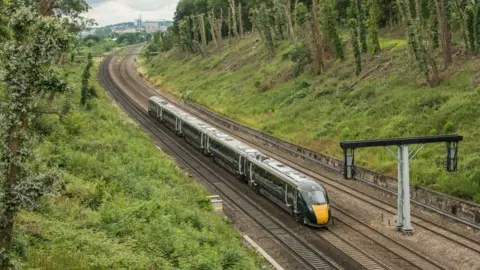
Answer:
[238,156,242,175]
[248,163,254,187]
[159,107,163,120]
[291,189,298,215]
[205,137,210,154]
[286,185,295,211]
[200,133,205,149]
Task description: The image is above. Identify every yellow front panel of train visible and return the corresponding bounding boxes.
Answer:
[312,205,329,224]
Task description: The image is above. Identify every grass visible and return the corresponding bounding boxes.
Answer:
[141,31,480,203]
[7,53,265,269]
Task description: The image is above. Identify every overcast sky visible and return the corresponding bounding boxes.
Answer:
[86,0,179,27]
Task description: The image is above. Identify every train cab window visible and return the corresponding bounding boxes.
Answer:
[306,190,327,205]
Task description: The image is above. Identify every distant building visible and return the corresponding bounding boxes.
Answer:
[134,14,143,28]
[143,21,160,33]
[78,29,95,36]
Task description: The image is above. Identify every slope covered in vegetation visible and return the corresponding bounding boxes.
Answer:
[140,31,480,203]
[6,57,263,269]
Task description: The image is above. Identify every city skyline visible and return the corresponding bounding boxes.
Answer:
[86,0,178,27]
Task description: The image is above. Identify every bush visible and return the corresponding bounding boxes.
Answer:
[290,44,312,77]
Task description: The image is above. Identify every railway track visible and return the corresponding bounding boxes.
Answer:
[99,55,351,270]
[103,47,480,269]
[121,46,480,250]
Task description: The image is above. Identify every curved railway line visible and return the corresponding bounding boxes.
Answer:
[123,51,480,251]
[100,47,480,269]
[100,56,358,270]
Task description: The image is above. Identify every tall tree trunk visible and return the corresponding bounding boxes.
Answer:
[309,13,325,74]
[238,2,244,36]
[216,9,223,44]
[435,0,452,67]
[199,14,207,48]
[357,0,367,53]
[1,107,27,270]
[229,0,239,37]
[292,0,298,28]
[207,10,218,47]
[453,0,470,53]
[309,2,324,74]
[284,0,296,43]
[414,0,421,22]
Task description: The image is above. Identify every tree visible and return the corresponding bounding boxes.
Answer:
[320,0,344,60]
[81,53,93,105]
[310,0,325,74]
[434,0,452,67]
[357,0,368,53]
[284,0,296,43]
[367,0,381,54]
[238,2,244,36]
[228,0,239,37]
[0,0,10,42]
[250,4,275,56]
[207,9,218,47]
[397,0,438,86]
[0,6,74,268]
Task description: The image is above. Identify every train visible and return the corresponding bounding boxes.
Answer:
[148,96,332,227]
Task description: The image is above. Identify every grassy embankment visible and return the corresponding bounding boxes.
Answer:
[140,31,480,203]
[4,53,264,268]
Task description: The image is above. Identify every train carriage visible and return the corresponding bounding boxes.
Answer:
[206,130,261,178]
[248,156,331,227]
[148,96,168,118]
[148,96,331,228]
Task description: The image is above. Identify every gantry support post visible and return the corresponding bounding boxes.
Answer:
[340,134,463,235]
[397,145,413,232]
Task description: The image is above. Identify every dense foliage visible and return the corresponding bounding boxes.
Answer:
[147,0,480,86]
[8,59,263,269]
[0,1,263,268]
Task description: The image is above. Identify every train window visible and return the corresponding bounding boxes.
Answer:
[306,190,326,205]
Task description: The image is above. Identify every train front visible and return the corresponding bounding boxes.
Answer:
[300,185,331,227]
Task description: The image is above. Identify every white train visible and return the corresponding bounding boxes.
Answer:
[148,96,331,227]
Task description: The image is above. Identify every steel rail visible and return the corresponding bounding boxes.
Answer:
[99,55,345,270]
[121,49,480,254]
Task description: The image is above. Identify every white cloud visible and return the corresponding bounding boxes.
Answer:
[86,0,178,26]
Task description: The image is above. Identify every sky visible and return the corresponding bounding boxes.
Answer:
[86,0,179,27]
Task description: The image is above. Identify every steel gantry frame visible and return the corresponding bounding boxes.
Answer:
[340,135,463,233]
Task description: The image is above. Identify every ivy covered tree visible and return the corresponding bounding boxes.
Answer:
[367,0,381,54]
[250,4,275,56]
[0,4,75,267]
[0,0,10,42]
[80,53,93,106]
[357,0,368,53]
[321,0,344,60]
[348,2,362,75]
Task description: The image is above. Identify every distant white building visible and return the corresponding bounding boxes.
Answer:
[134,14,143,28]
[143,21,160,33]
[78,29,95,36]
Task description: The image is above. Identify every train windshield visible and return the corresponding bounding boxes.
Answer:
[306,190,327,205]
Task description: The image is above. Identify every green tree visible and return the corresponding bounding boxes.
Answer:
[80,53,93,105]
[357,0,368,53]
[367,0,381,54]
[250,4,275,56]
[349,18,362,75]
[0,5,74,267]
[321,0,344,60]
[348,3,362,74]
[0,0,10,42]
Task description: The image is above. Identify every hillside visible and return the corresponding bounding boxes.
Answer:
[4,56,264,268]
[139,31,480,203]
